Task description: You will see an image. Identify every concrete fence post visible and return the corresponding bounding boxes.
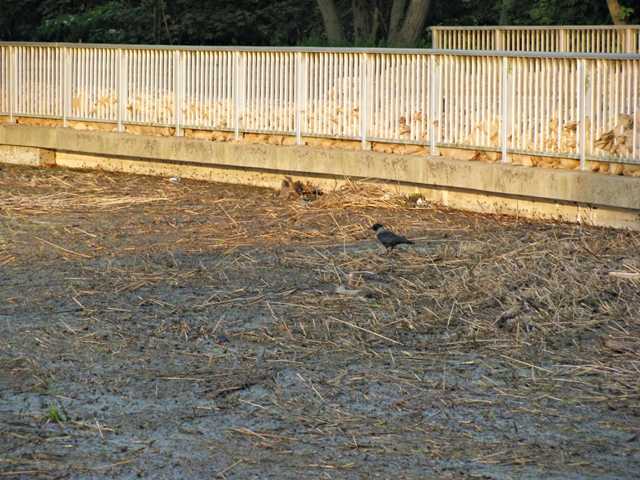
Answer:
[495,29,503,51]
[559,29,567,52]
[626,28,637,54]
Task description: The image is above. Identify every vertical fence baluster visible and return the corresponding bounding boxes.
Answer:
[501,56,508,162]
[579,58,586,170]
[428,54,435,155]
[117,49,123,132]
[295,52,301,144]
[633,59,638,157]
[233,51,240,140]
[360,52,368,150]
[9,46,14,123]
[61,47,68,127]
[174,50,181,136]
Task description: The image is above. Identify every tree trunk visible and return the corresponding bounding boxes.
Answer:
[316,0,347,45]
[499,0,515,26]
[388,0,407,37]
[606,0,626,25]
[353,0,371,43]
[352,0,381,45]
[387,0,432,47]
[152,4,159,44]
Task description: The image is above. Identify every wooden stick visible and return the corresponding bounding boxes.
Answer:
[608,271,640,279]
[215,458,244,478]
[327,316,402,345]
[33,235,92,258]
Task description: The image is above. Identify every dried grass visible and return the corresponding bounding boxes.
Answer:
[1,164,639,478]
[313,177,408,211]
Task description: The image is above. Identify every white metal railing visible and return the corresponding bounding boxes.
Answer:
[432,26,640,54]
[0,43,638,170]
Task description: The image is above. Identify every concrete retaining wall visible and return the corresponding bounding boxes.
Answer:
[1,125,639,229]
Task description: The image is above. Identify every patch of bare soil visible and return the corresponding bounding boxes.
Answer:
[1,164,639,479]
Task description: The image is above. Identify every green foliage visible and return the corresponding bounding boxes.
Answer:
[44,401,63,422]
[522,0,611,25]
[0,0,324,45]
[0,0,44,40]
[428,0,616,28]
[429,0,500,27]
[256,0,325,47]
[0,0,634,46]
[620,6,636,22]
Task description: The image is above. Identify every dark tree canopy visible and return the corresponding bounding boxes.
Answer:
[0,0,635,46]
[0,0,324,45]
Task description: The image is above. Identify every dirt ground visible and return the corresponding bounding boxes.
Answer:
[1,163,639,479]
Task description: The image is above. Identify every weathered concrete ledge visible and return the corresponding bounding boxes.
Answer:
[1,125,639,229]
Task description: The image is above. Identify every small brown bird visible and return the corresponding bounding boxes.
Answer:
[280,179,300,200]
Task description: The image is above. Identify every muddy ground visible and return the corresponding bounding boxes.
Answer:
[0,163,639,479]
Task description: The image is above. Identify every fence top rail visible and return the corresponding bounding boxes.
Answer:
[1,42,639,60]
[431,25,640,31]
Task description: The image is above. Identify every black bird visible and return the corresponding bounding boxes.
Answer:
[371,223,414,253]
